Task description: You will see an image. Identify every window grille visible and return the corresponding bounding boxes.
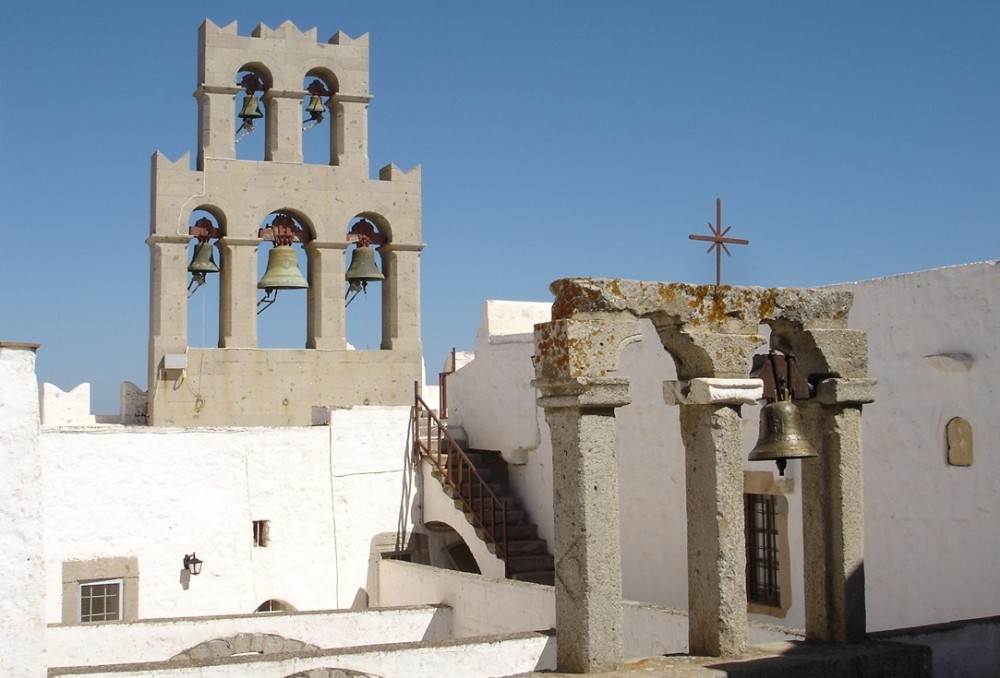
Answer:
[745,493,781,608]
[80,579,123,622]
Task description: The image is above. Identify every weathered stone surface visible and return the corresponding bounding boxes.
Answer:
[664,378,763,406]
[534,317,642,381]
[814,378,876,405]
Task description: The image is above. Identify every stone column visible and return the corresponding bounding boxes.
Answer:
[306,242,346,349]
[668,378,762,657]
[195,86,236,167]
[801,377,875,643]
[264,90,304,164]
[335,96,370,172]
[379,245,422,352]
[218,238,258,348]
[147,235,190,399]
[534,317,640,674]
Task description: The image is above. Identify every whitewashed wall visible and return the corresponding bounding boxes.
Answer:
[41,406,415,623]
[446,261,1000,637]
[845,261,1000,631]
[0,344,47,678]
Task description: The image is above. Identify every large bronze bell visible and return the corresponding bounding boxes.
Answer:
[257,245,308,290]
[748,400,816,476]
[187,241,219,275]
[345,245,384,287]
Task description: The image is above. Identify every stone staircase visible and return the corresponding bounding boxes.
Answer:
[414,397,554,586]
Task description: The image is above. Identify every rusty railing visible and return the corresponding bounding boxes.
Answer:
[413,383,509,574]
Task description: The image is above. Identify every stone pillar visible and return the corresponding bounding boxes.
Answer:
[218,238,258,348]
[306,242,346,349]
[534,317,640,674]
[265,91,304,164]
[147,235,190,395]
[801,377,874,643]
[668,378,762,657]
[196,87,236,167]
[335,97,370,172]
[0,343,46,677]
[380,245,422,352]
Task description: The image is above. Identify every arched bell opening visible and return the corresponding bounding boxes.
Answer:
[301,69,339,165]
[255,212,313,348]
[235,64,272,161]
[345,216,388,350]
[186,209,224,348]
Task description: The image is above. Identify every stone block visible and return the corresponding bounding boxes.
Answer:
[814,378,876,405]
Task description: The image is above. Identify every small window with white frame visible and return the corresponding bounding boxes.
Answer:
[253,519,270,547]
[79,578,123,623]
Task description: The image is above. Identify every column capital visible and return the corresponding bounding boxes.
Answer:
[534,377,630,410]
[814,378,877,405]
[664,378,763,406]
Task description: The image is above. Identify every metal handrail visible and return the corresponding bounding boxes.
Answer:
[413,382,509,574]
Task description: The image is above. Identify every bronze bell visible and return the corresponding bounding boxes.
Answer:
[345,245,384,288]
[187,241,219,275]
[305,94,325,121]
[749,399,817,476]
[257,245,308,290]
[238,94,263,122]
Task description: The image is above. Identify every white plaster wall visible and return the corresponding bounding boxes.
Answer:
[844,261,1000,631]
[40,382,96,426]
[48,605,451,667]
[41,406,414,623]
[0,345,47,677]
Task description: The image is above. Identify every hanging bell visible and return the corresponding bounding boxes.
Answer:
[257,244,308,290]
[305,94,325,121]
[187,241,219,275]
[238,94,263,123]
[748,400,817,476]
[345,245,385,287]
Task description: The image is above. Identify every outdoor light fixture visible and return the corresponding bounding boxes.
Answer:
[183,553,203,576]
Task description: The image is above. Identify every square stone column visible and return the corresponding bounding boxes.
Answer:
[218,238,258,348]
[534,316,641,673]
[537,377,630,674]
[801,377,875,643]
[265,92,304,164]
[306,243,346,349]
[668,378,762,657]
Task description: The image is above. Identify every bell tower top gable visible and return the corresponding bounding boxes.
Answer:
[197,19,370,96]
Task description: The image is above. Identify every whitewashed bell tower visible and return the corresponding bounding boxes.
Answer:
[147,20,423,426]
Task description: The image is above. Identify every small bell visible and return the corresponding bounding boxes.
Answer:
[187,241,219,275]
[258,244,308,291]
[238,94,263,131]
[305,94,325,122]
[345,244,384,290]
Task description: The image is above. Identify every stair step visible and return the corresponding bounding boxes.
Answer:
[505,538,549,555]
[507,553,555,573]
[509,570,555,586]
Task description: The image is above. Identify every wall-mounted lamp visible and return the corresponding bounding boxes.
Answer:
[183,553,203,576]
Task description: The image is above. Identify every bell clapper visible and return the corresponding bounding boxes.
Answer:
[187,272,206,296]
[257,288,278,315]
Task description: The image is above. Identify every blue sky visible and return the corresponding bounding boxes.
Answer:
[1,2,998,414]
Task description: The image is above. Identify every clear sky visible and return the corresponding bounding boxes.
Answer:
[1,1,997,414]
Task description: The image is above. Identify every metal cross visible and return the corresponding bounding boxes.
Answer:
[688,198,749,286]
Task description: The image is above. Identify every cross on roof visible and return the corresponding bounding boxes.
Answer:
[688,198,749,286]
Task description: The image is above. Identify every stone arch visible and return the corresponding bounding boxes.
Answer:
[255,598,297,613]
[256,211,313,348]
[302,67,341,166]
[170,633,320,661]
[235,64,272,161]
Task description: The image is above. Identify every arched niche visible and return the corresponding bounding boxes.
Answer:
[301,68,340,165]
[186,208,226,348]
[345,215,389,350]
[256,211,314,348]
[235,64,272,161]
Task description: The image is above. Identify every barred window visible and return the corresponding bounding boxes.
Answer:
[80,579,123,622]
[745,493,781,608]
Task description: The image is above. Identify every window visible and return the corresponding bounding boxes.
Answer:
[80,579,123,622]
[743,471,792,617]
[62,557,138,624]
[253,519,270,547]
[745,493,781,608]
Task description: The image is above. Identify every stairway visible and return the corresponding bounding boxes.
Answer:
[413,391,554,586]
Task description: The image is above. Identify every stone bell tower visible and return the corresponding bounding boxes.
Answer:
[147,20,423,426]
